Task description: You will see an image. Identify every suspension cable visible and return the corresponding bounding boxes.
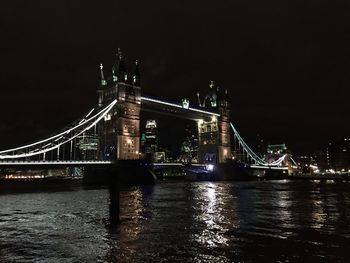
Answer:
[0,100,117,159]
[230,122,290,167]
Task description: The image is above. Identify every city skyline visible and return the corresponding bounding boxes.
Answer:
[0,1,349,154]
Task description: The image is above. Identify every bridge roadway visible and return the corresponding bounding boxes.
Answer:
[0,160,113,169]
[0,160,288,171]
[0,160,206,169]
[250,165,288,171]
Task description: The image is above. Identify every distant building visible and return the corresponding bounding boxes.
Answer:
[145,120,158,160]
[318,137,349,172]
[256,134,266,157]
[76,132,99,160]
[140,133,146,154]
[183,125,199,163]
[154,151,165,162]
[294,155,318,174]
[266,143,287,163]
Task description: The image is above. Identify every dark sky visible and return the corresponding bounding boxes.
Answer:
[0,1,349,154]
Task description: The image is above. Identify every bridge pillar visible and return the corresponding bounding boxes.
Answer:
[217,100,232,163]
[197,82,231,164]
[97,54,141,160]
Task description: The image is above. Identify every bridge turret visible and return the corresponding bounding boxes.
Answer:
[199,80,218,109]
[197,81,231,164]
[112,48,128,83]
[111,50,120,82]
[97,50,141,161]
[98,63,107,88]
[196,92,202,107]
[97,63,108,107]
[132,60,141,86]
[209,80,217,107]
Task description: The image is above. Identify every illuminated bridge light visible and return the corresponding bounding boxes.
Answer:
[140,96,220,117]
[0,160,113,166]
[206,164,214,171]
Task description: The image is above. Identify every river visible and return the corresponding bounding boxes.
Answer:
[0,180,350,262]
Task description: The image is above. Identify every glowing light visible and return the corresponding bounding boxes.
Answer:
[182,98,189,109]
[146,120,157,128]
[206,164,214,171]
[141,96,220,117]
[0,160,112,166]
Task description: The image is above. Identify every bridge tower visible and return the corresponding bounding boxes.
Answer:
[197,81,231,164]
[97,51,141,160]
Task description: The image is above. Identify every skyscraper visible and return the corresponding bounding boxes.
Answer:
[145,120,158,160]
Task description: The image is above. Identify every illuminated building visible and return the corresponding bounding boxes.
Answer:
[76,132,99,160]
[140,133,146,154]
[145,120,158,159]
[267,144,287,155]
[266,144,288,163]
[196,81,231,163]
[96,50,141,160]
[181,125,199,163]
[318,137,349,172]
[294,155,318,174]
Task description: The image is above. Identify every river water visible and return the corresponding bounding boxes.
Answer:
[0,180,350,262]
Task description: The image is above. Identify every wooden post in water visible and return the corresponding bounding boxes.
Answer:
[108,165,120,224]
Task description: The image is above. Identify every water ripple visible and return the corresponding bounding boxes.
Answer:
[0,180,350,262]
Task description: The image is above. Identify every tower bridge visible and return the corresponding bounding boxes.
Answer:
[0,50,297,175]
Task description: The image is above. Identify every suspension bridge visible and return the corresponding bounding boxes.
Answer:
[0,51,298,177]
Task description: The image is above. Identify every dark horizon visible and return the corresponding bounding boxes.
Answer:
[0,1,349,155]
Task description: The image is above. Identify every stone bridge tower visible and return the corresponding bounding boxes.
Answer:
[197,81,231,164]
[97,50,141,160]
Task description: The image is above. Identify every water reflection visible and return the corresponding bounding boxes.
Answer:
[192,183,227,248]
[311,199,326,230]
[275,189,295,238]
[106,187,149,262]
[191,182,241,252]
[1,181,350,262]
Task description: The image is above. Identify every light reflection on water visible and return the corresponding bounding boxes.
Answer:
[275,189,294,238]
[1,180,350,262]
[191,183,231,248]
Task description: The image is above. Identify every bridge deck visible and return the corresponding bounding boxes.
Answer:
[0,160,113,168]
[0,160,288,170]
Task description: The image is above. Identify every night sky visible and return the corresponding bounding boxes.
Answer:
[0,1,349,154]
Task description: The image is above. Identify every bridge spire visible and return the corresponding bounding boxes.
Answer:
[99,63,107,88]
[209,80,215,89]
[132,60,140,86]
[209,80,217,107]
[224,89,229,107]
[112,48,121,82]
[197,92,202,107]
[112,48,128,83]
